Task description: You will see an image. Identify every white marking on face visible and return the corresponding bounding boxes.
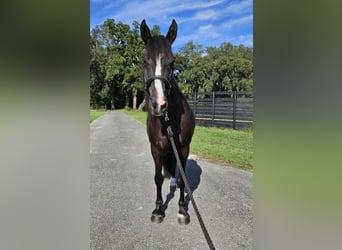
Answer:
[154,55,166,106]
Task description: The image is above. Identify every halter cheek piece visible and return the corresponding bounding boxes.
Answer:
[145,75,172,95]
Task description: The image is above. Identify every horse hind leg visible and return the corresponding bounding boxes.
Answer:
[170,156,178,190]
[177,147,190,225]
[162,153,177,190]
[170,176,177,189]
[177,178,190,225]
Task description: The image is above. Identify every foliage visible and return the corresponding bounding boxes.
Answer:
[90,19,253,109]
[90,19,145,110]
[175,41,253,93]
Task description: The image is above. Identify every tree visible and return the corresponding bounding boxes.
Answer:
[89,19,148,109]
[174,41,253,93]
[174,41,206,93]
[122,21,145,110]
[90,27,107,108]
[90,19,253,109]
[102,20,131,109]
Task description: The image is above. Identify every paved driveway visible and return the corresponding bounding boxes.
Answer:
[90,111,253,250]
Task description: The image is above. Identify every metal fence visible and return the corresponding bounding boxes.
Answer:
[185,90,253,130]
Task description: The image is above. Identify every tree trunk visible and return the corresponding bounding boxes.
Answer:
[109,81,115,110]
[133,94,137,110]
[111,95,115,110]
[125,95,129,109]
[138,99,146,111]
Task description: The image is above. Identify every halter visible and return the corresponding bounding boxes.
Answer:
[144,75,172,95]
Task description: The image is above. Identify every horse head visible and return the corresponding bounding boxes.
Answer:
[140,19,177,116]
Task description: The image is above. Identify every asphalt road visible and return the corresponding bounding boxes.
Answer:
[90,111,253,250]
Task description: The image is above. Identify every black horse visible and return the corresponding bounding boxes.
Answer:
[140,19,195,224]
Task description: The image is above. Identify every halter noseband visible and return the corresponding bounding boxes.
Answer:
[145,75,172,93]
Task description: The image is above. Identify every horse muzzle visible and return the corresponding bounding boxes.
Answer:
[151,99,168,116]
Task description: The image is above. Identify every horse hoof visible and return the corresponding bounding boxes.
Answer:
[177,212,190,225]
[151,211,165,223]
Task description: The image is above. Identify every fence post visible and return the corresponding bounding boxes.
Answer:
[211,91,215,126]
[194,92,197,118]
[233,90,237,130]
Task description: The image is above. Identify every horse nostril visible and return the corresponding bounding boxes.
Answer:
[160,102,168,112]
[152,102,157,109]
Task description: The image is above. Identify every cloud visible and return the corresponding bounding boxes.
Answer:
[162,0,226,15]
[174,24,221,49]
[177,9,219,23]
[176,0,252,23]
[221,15,253,30]
[230,34,253,47]
[195,10,218,20]
[227,0,253,14]
[198,25,220,38]
[91,0,253,49]
[96,0,225,25]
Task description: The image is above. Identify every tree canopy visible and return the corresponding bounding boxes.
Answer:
[90,19,253,109]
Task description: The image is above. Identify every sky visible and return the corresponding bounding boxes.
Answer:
[90,0,253,52]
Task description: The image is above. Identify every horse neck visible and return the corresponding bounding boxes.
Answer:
[169,79,185,109]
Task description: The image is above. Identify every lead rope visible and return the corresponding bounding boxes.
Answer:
[165,113,215,250]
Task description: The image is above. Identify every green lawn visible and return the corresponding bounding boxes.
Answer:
[191,126,253,170]
[121,109,147,124]
[90,109,106,123]
[122,109,253,170]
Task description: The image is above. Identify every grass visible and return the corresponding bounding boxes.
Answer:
[122,109,253,170]
[191,126,253,170]
[121,109,147,124]
[90,109,106,123]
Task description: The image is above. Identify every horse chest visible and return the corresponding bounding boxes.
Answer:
[155,136,169,151]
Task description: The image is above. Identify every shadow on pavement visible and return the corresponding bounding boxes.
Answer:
[162,159,202,212]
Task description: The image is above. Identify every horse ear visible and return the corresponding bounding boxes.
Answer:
[166,19,177,44]
[140,19,151,44]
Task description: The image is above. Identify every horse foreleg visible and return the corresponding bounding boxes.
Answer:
[151,146,165,223]
[151,174,165,223]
